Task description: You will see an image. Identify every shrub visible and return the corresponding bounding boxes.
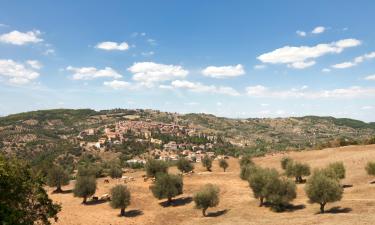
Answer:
[193,184,220,216]
[201,155,212,171]
[219,159,229,172]
[365,161,375,176]
[305,169,343,213]
[240,164,259,180]
[109,166,123,179]
[73,175,97,204]
[145,159,168,177]
[176,158,194,173]
[327,162,345,180]
[150,173,183,204]
[280,156,293,170]
[110,185,131,217]
[239,155,254,168]
[285,161,310,183]
[46,165,70,193]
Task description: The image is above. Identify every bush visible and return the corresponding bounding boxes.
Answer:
[219,159,229,172]
[248,167,279,206]
[176,158,194,173]
[109,166,123,179]
[240,164,259,180]
[239,155,254,168]
[305,169,343,213]
[110,185,131,216]
[201,155,212,171]
[285,161,310,183]
[193,184,220,216]
[366,161,375,176]
[73,175,97,204]
[150,173,183,204]
[46,165,70,193]
[280,157,293,170]
[145,159,168,177]
[327,162,345,180]
[265,177,296,211]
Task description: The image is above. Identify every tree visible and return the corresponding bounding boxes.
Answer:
[239,155,254,168]
[110,185,131,217]
[109,165,123,179]
[202,155,212,171]
[265,177,296,211]
[176,158,194,173]
[240,164,259,180]
[46,165,70,193]
[286,161,310,183]
[145,159,168,177]
[248,167,279,206]
[280,156,293,170]
[0,154,61,225]
[365,161,375,177]
[193,184,220,216]
[150,173,183,204]
[327,162,345,180]
[305,169,343,213]
[219,159,229,172]
[73,175,97,204]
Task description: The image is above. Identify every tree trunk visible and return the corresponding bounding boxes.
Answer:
[320,202,326,213]
[55,185,62,193]
[223,168,226,172]
[83,196,87,204]
[202,208,207,217]
[259,197,264,207]
[120,208,125,217]
[168,196,172,205]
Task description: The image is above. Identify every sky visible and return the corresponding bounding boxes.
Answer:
[0,1,375,121]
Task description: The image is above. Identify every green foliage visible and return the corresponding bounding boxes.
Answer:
[176,158,194,173]
[265,177,296,211]
[46,165,70,192]
[73,175,97,204]
[0,154,61,225]
[193,184,220,216]
[110,185,131,216]
[365,161,375,176]
[150,173,183,203]
[109,165,123,179]
[280,156,293,170]
[240,164,259,180]
[201,155,212,171]
[327,162,345,180]
[285,161,311,183]
[77,163,104,178]
[145,159,168,177]
[248,167,279,206]
[305,169,343,213]
[219,159,229,172]
[239,155,254,168]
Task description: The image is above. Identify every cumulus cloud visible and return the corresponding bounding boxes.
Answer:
[95,41,129,51]
[331,51,375,69]
[201,64,245,78]
[166,80,240,96]
[0,30,43,45]
[246,85,375,99]
[311,26,325,34]
[0,59,41,84]
[103,80,131,89]
[128,62,188,87]
[257,38,361,69]
[296,30,306,37]
[365,74,375,81]
[66,66,122,80]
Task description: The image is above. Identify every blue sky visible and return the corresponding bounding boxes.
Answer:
[1,1,375,121]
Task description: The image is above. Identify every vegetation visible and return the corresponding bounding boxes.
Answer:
[202,155,213,171]
[46,165,70,193]
[145,159,168,177]
[280,156,293,170]
[73,175,97,204]
[176,158,194,173]
[240,164,258,180]
[248,167,279,206]
[285,161,311,183]
[0,154,61,225]
[365,161,375,177]
[219,158,229,172]
[193,184,220,217]
[110,185,131,217]
[239,155,254,168]
[150,173,183,204]
[109,165,123,179]
[265,177,296,211]
[327,162,346,180]
[305,169,343,213]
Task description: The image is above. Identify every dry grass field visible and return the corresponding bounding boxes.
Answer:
[49,144,375,225]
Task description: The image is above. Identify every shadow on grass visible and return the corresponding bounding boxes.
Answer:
[159,197,193,207]
[325,206,352,214]
[283,204,306,212]
[342,184,353,188]
[206,209,229,217]
[52,189,73,194]
[124,209,143,217]
[84,199,108,205]
[370,180,375,184]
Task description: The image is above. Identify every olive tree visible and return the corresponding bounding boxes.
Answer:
[286,161,311,183]
[150,173,183,204]
[365,161,375,177]
[46,165,70,193]
[265,177,297,211]
[109,165,123,179]
[219,159,229,172]
[202,155,212,171]
[280,156,293,170]
[176,158,194,173]
[145,159,168,177]
[73,175,97,204]
[248,167,279,206]
[327,162,345,180]
[193,184,220,216]
[110,185,131,217]
[305,169,343,213]
[240,164,259,180]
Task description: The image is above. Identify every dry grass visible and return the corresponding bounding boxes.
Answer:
[49,144,375,225]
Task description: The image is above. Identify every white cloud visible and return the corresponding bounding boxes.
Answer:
[0,59,40,84]
[168,80,240,96]
[322,68,331,72]
[128,62,188,87]
[66,66,122,80]
[43,49,55,55]
[254,64,266,70]
[103,80,131,89]
[246,85,375,99]
[331,51,375,69]
[296,30,306,37]
[201,64,245,78]
[26,60,42,69]
[365,74,375,81]
[311,26,325,34]
[257,38,361,69]
[141,51,155,57]
[0,30,43,45]
[362,106,373,110]
[147,38,157,45]
[95,41,129,51]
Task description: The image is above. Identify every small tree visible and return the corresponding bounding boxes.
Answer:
[239,155,254,168]
[305,169,343,213]
[193,184,220,216]
[265,177,297,211]
[145,159,168,177]
[150,173,183,204]
[365,161,375,178]
[73,175,97,204]
[176,158,194,173]
[240,164,259,180]
[110,185,131,217]
[46,165,70,193]
[219,159,229,172]
[109,166,123,179]
[202,155,212,171]
[248,167,278,206]
[286,161,310,183]
[280,157,293,170]
[327,162,345,180]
